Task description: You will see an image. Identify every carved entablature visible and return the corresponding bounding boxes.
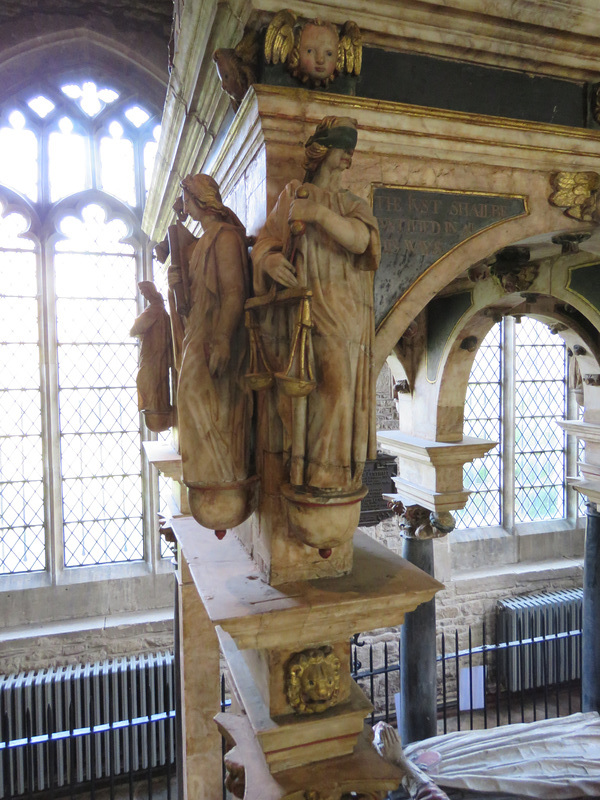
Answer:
[549,171,600,222]
[286,646,341,714]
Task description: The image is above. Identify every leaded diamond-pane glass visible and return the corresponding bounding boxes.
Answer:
[578,404,586,517]
[0,209,45,573]
[514,318,566,522]
[455,322,502,529]
[55,203,143,567]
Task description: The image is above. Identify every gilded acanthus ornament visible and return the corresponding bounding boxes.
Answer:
[264,11,362,88]
[549,171,600,222]
[286,646,341,714]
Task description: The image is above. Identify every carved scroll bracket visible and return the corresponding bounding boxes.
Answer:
[388,500,455,540]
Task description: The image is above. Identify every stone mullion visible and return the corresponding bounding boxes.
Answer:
[502,316,515,532]
[565,365,580,524]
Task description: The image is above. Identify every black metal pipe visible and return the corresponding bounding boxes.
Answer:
[583,502,600,713]
[400,536,437,745]
[440,632,447,734]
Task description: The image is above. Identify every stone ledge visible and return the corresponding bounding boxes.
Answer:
[452,555,583,586]
[0,606,174,645]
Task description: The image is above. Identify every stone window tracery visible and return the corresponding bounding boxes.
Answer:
[0,75,167,578]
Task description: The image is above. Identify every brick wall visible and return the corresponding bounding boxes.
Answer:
[376,362,399,431]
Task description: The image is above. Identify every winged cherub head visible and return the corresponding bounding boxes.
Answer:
[264,13,362,91]
[292,20,339,85]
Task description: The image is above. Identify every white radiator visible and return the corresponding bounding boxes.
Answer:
[0,651,175,798]
[496,589,582,692]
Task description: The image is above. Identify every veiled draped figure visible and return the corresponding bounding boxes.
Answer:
[175,175,253,516]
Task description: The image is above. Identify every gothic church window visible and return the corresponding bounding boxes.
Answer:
[0,77,165,576]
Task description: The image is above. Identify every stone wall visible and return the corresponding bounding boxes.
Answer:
[376,362,399,431]
[359,509,583,712]
[0,613,174,676]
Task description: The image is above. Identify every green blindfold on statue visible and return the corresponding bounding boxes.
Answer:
[305,126,358,151]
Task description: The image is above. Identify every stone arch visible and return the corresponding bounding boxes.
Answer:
[0,28,168,110]
[373,197,597,375]
[433,286,600,444]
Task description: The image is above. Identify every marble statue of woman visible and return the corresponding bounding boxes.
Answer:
[176,174,255,531]
[252,116,381,495]
[129,281,173,432]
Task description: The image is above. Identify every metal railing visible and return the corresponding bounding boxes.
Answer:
[351,622,582,733]
[2,621,583,799]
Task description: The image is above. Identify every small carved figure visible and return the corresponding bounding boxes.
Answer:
[264,11,361,88]
[129,281,173,432]
[154,195,196,373]
[286,646,341,714]
[213,31,258,111]
[176,174,256,530]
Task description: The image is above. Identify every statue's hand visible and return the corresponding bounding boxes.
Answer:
[289,198,322,225]
[208,337,231,377]
[263,252,298,288]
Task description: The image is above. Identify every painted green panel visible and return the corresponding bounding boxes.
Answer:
[373,186,526,328]
[567,263,600,313]
[426,291,473,382]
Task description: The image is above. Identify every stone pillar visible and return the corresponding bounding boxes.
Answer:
[583,502,600,713]
[556,420,600,714]
[400,536,437,744]
[378,431,496,745]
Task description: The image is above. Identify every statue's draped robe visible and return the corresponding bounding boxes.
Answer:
[252,180,380,491]
[178,222,250,485]
[404,712,600,799]
[130,300,172,413]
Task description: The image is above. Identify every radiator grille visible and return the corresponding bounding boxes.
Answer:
[496,589,582,692]
[0,651,175,798]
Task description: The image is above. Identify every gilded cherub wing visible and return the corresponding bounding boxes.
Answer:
[234,30,259,68]
[264,9,297,65]
[337,20,362,76]
[549,171,600,221]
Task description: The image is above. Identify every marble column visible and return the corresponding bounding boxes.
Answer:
[400,537,437,744]
[378,431,496,744]
[583,502,600,713]
[556,421,600,715]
